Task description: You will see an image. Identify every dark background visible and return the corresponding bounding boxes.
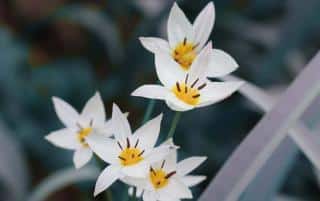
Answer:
[0,0,320,200]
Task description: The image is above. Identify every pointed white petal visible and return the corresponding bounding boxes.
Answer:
[167,3,193,48]
[143,191,157,201]
[159,178,192,199]
[81,92,106,127]
[122,162,149,178]
[145,145,175,164]
[139,37,170,54]
[181,175,206,187]
[86,133,119,164]
[207,49,238,77]
[52,97,79,127]
[188,42,212,84]
[133,114,163,149]
[96,119,114,137]
[122,177,147,189]
[73,147,93,169]
[163,148,177,173]
[155,53,185,88]
[94,165,121,196]
[177,156,207,176]
[45,128,80,150]
[198,81,244,107]
[111,103,132,141]
[131,85,170,100]
[165,93,194,112]
[192,2,215,50]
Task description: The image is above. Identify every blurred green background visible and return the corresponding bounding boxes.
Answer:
[1,0,320,200]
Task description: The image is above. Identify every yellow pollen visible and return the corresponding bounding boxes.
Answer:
[172,83,200,106]
[172,41,197,70]
[119,148,144,166]
[77,127,93,147]
[149,169,175,189]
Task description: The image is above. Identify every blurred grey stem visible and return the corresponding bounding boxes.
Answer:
[167,112,182,139]
[222,75,320,201]
[199,51,320,201]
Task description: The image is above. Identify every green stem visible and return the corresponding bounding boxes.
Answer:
[94,156,112,201]
[130,187,137,201]
[141,100,156,124]
[166,112,182,139]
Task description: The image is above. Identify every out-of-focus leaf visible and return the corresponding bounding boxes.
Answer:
[0,121,29,201]
[27,166,99,201]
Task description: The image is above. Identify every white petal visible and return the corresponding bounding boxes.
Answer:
[165,93,194,112]
[45,128,80,150]
[145,145,174,164]
[131,85,170,100]
[192,2,215,50]
[81,92,106,127]
[167,3,193,48]
[207,49,238,77]
[188,42,212,84]
[122,177,147,190]
[155,53,185,88]
[73,147,93,169]
[94,165,121,196]
[159,178,192,199]
[139,37,170,54]
[111,103,132,141]
[198,81,244,107]
[181,175,206,187]
[122,162,149,178]
[177,156,207,176]
[143,191,157,201]
[86,133,119,164]
[52,97,79,127]
[133,114,163,150]
[97,119,114,137]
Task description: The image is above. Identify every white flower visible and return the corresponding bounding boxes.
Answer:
[125,140,207,201]
[132,43,244,111]
[45,92,113,169]
[139,2,238,77]
[87,103,175,196]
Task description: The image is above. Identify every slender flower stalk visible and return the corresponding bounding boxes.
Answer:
[142,100,156,124]
[167,112,182,139]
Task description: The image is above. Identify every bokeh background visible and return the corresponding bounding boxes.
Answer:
[1,0,320,200]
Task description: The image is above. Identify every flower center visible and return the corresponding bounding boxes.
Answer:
[172,82,200,106]
[172,38,197,71]
[118,138,144,166]
[77,127,93,147]
[149,167,176,189]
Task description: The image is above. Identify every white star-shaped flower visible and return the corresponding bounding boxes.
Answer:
[45,92,113,169]
[86,103,175,196]
[140,2,238,77]
[132,43,244,111]
[125,140,207,201]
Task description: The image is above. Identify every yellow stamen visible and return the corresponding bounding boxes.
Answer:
[172,41,197,70]
[149,168,176,189]
[77,127,93,147]
[119,148,144,166]
[172,83,200,106]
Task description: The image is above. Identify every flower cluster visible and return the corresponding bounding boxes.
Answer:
[45,2,243,201]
